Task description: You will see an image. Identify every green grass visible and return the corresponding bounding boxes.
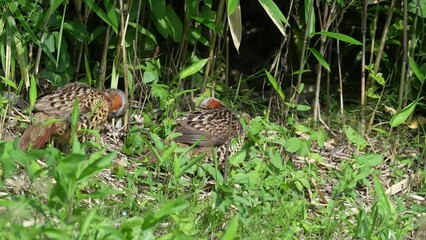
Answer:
[0,109,424,239]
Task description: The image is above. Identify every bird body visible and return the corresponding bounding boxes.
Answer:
[174,98,246,163]
[19,82,128,151]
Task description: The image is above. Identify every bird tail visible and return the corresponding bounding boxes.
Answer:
[19,123,54,152]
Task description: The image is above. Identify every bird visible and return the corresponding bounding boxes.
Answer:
[19,82,128,151]
[173,97,246,164]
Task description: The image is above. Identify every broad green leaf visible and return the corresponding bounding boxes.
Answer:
[374,175,396,217]
[71,98,81,152]
[265,70,286,102]
[367,87,380,99]
[0,77,17,90]
[29,75,37,109]
[355,153,384,168]
[409,56,425,84]
[165,5,183,42]
[143,69,158,84]
[142,198,189,229]
[179,58,209,79]
[128,22,158,45]
[228,0,242,52]
[315,31,362,45]
[105,0,119,29]
[269,148,283,170]
[309,48,330,71]
[369,72,385,86]
[227,0,238,15]
[258,0,288,36]
[79,209,97,240]
[390,101,418,127]
[284,137,304,153]
[408,0,426,18]
[229,150,246,166]
[189,28,211,47]
[343,125,368,150]
[305,0,315,35]
[79,152,115,181]
[221,216,239,240]
[296,104,311,111]
[63,22,90,42]
[150,0,166,17]
[83,0,117,31]
[248,116,264,135]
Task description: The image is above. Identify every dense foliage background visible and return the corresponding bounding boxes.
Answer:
[0,0,425,239]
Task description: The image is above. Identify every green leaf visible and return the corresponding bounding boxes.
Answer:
[315,31,362,45]
[143,69,157,84]
[71,98,81,152]
[229,150,246,166]
[29,75,37,109]
[79,209,97,240]
[228,0,242,52]
[0,77,17,90]
[79,152,115,181]
[355,153,384,168]
[369,72,385,86]
[408,0,426,18]
[309,48,330,71]
[83,0,117,31]
[284,137,304,153]
[227,0,239,15]
[409,56,425,85]
[374,175,396,217]
[152,4,183,41]
[150,0,166,17]
[258,0,288,36]
[221,215,239,240]
[390,100,418,127]
[179,58,209,79]
[164,5,183,42]
[265,70,286,102]
[189,27,211,47]
[304,0,315,35]
[142,198,189,230]
[343,125,368,150]
[367,87,380,99]
[269,148,283,170]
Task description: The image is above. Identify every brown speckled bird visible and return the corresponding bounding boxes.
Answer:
[174,97,246,163]
[19,82,128,151]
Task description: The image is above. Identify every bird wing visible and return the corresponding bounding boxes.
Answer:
[34,83,93,117]
[175,109,239,147]
[174,124,228,147]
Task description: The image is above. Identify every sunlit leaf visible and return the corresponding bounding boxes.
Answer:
[355,153,384,168]
[221,215,239,240]
[409,56,425,85]
[309,48,330,71]
[29,75,37,109]
[179,58,209,79]
[228,0,242,52]
[265,70,286,102]
[258,0,288,36]
[343,125,368,150]
[284,137,304,153]
[83,0,117,31]
[315,31,362,45]
[374,175,396,217]
[390,100,418,127]
[0,77,17,90]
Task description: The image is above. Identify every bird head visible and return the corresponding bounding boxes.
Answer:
[199,97,225,109]
[104,89,129,118]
